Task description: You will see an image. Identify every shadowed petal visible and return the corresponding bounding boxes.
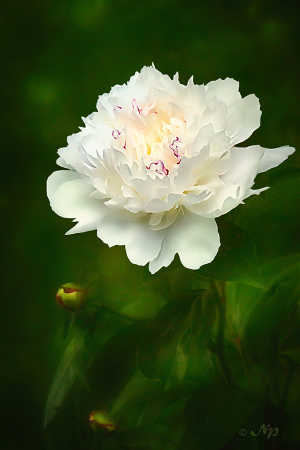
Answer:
[97,212,166,266]
[257,145,295,173]
[47,170,107,234]
[149,211,220,273]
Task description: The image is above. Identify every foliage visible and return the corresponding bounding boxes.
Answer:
[42,167,300,449]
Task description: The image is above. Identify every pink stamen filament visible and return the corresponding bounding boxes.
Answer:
[146,160,169,176]
[132,98,142,114]
[169,137,182,163]
[112,129,121,139]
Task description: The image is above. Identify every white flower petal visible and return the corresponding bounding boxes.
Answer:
[97,212,166,266]
[257,145,295,173]
[149,211,220,273]
[186,145,265,218]
[227,94,261,145]
[48,66,295,274]
[47,170,107,234]
[206,78,241,106]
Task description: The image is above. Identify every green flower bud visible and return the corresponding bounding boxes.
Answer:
[89,410,116,432]
[56,283,87,311]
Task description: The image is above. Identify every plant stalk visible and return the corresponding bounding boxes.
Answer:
[214,280,235,386]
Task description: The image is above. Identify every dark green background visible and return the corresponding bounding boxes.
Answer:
[1,0,299,448]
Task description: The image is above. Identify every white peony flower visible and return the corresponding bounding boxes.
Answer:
[47,65,295,274]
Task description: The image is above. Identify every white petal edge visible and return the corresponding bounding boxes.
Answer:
[227,94,261,145]
[47,170,107,234]
[206,78,241,106]
[97,212,167,266]
[257,145,295,173]
[149,210,220,274]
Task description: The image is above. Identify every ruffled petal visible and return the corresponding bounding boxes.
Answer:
[97,212,166,266]
[206,78,241,106]
[226,94,261,145]
[47,170,107,234]
[185,145,265,218]
[149,211,220,273]
[257,145,295,173]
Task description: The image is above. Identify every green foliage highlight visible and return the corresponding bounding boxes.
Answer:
[198,219,266,289]
[44,336,84,429]
[43,203,300,449]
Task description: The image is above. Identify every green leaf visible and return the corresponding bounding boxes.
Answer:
[63,311,77,340]
[281,348,300,366]
[244,274,300,401]
[111,376,162,420]
[79,321,147,416]
[84,311,99,348]
[184,386,263,450]
[197,219,266,289]
[280,367,300,443]
[102,437,125,450]
[115,425,180,447]
[227,401,266,450]
[137,294,196,385]
[259,254,300,289]
[226,283,265,338]
[44,335,84,429]
[234,172,300,265]
[166,267,210,296]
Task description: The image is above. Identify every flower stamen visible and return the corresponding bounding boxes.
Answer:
[146,160,169,176]
[169,137,182,164]
[132,98,142,115]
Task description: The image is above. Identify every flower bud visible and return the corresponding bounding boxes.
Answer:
[56,283,87,311]
[89,410,116,432]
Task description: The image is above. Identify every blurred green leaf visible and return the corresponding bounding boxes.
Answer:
[198,219,266,289]
[115,425,180,447]
[226,283,265,338]
[102,437,125,450]
[259,254,300,289]
[267,166,300,184]
[80,321,147,415]
[196,287,218,345]
[166,267,210,296]
[137,384,196,427]
[111,376,162,420]
[244,274,300,401]
[281,367,300,443]
[234,172,300,265]
[63,311,77,341]
[281,348,300,365]
[184,385,262,450]
[120,297,166,320]
[228,401,266,450]
[137,294,196,385]
[44,335,84,429]
[84,312,100,348]
[182,289,220,386]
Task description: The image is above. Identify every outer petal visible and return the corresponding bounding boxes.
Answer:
[226,94,261,145]
[47,170,107,234]
[257,145,295,173]
[97,212,167,266]
[149,211,220,274]
[206,78,241,106]
[184,145,265,218]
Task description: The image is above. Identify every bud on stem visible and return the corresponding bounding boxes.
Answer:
[56,283,87,311]
[89,410,116,432]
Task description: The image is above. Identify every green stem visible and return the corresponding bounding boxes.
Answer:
[88,302,140,322]
[280,358,297,411]
[214,281,235,386]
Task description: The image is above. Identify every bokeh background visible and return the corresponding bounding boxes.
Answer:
[1,0,300,448]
